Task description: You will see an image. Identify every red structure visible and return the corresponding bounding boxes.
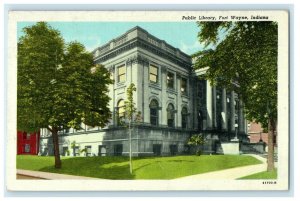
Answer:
[17,131,40,155]
[248,122,277,147]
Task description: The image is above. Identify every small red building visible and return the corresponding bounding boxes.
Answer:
[17,131,40,155]
[248,122,277,147]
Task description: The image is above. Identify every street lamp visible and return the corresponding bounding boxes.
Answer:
[234,123,239,141]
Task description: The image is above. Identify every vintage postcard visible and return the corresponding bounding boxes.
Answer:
[7,10,289,191]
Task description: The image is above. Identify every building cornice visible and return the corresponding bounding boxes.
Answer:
[94,38,192,69]
[93,26,192,70]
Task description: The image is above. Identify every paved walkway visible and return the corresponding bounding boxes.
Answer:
[174,154,270,180]
[17,169,103,180]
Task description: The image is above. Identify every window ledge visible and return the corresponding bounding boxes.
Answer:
[181,93,189,98]
[167,88,177,95]
[149,83,161,90]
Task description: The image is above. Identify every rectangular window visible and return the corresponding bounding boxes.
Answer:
[85,146,92,157]
[117,65,126,82]
[110,72,114,81]
[153,144,162,156]
[181,78,188,95]
[114,144,123,156]
[24,144,30,153]
[98,145,107,156]
[149,65,158,83]
[63,147,69,156]
[167,72,174,89]
[26,133,31,139]
[150,108,158,126]
[75,146,80,156]
[169,144,178,156]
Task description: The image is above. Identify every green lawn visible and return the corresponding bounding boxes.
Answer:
[239,169,277,179]
[17,155,261,179]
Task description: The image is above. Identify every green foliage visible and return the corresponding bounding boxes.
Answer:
[80,148,87,154]
[188,134,205,146]
[121,83,142,124]
[17,22,113,168]
[124,83,137,122]
[193,21,278,129]
[187,134,205,156]
[71,141,76,149]
[17,155,261,179]
[17,22,113,133]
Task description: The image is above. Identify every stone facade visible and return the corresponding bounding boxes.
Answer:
[39,26,248,157]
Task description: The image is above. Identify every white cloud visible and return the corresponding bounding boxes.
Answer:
[180,39,206,55]
[64,35,102,52]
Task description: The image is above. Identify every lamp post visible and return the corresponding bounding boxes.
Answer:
[233,123,239,141]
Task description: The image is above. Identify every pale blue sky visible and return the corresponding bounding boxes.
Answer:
[17,22,206,55]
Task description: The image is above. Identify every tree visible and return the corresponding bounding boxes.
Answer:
[121,83,141,174]
[17,22,113,168]
[193,22,278,171]
[187,134,205,156]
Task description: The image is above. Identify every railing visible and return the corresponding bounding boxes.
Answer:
[114,35,128,47]
[95,44,110,57]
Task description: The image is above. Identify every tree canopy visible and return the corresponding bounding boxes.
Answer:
[193,21,278,171]
[17,22,113,168]
[193,21,278,128]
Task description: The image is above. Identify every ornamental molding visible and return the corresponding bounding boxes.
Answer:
[126,54,149,65]
[94,38,192,70]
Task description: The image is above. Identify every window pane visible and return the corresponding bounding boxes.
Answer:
[118,66,125,74]
[181,107,187,114]
[149,74,157,83]
[150,99,158,108]
[24,144,30,153]
[150,99,158,126]
[119,74,126,82]
[150,65,158,75]
[181,78,187,93]
[118,66,126,82]
[150,117,157,126]
[150,108,157,116]
[167,72,174,89]
[167,103,174,127]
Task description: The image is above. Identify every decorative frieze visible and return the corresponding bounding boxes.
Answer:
[126,54,149,65]
[94,39,191,70]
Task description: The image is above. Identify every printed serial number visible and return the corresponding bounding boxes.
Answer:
[262,181,277,184]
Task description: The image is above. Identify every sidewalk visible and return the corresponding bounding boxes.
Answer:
[17,169,103,180]
[174,154,269,180]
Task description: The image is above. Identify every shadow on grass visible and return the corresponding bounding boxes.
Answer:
[38,156,135,180]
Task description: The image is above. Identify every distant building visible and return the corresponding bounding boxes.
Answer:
[39,26,248,157]
[248,122,277,147]
[17,131,40,155]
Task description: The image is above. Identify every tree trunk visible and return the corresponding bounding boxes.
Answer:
[267,118,276,171]
[51,129,62,168]
[129,121,133,174]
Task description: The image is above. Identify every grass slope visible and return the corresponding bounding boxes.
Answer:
[239,169,277,179]
[17,155,261,180]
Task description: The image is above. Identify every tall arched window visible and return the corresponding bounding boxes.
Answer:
[167,103,175,128]
[181,107,188,129]
[117,99,125,125]
[150,99,159,126]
